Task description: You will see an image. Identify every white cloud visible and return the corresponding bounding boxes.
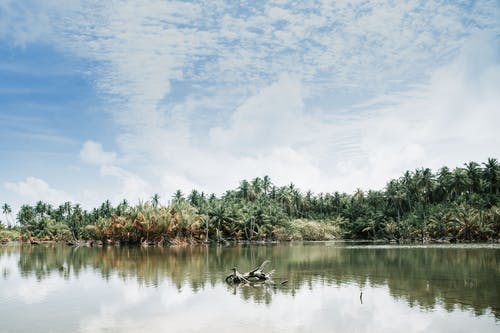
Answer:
[77,281,499,333]
[1,1,499,202]
[71,33,500,199]
[209,74,304,154]
[352,32,500,188]
[78,140,150,203]
[99,165,151,203]
[80,140,117,166]
[4,177,72,205]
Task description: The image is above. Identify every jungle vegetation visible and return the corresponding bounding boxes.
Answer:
[1,158,499,243]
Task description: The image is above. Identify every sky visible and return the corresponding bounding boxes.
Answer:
[1,0,499,212]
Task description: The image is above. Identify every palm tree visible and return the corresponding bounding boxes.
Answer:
[483,158,499,195]
[2,203,12,227]
[151,193,160,208]
[436,166,452,203]
[188,190,200,206]
[172,190,184,202]
[250,177,263,199]
[100,200,112,218]
[262,175,272,195]
[68,204,83,239]
[17,205,35,228]
[464,161,481,194]
[447,204,480,241]
[401,170,415,211]
[35,201,47,215]
[238,180,250,200]
[450,168,470,199]
[208,202,235,241]
[116,199,129,215]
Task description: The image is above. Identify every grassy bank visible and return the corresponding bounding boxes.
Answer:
[0,229,20,242]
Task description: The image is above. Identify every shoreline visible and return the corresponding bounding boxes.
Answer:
[2,238,499,247]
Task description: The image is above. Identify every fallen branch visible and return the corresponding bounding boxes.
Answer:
[225,260,275,284]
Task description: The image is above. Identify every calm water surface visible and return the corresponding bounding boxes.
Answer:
[0,242,498,333]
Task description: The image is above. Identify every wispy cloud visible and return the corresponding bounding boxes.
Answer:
[1,0,499,203]
[4,177,72,205]
[0,113,77,147]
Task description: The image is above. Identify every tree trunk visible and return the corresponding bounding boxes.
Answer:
[225,260,275,284]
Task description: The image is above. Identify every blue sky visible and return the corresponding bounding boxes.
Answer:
[1,0,499,211]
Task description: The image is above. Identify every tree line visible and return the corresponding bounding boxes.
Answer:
[1,158,499,243]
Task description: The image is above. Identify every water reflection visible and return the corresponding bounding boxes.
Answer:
[3,243,499,315]
[0,243,498,332]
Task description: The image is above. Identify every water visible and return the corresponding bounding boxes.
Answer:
[0,242,498,333]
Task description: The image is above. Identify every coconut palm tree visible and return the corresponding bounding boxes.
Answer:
[172,190,184,202]
[208,202,235,241]
[262,175,272,195]
[483,158,499,195]
[238,180,250,200]
[464,161,481,194]
[2,203,12,227]
[436,166,452,203]
[151,193,160,208]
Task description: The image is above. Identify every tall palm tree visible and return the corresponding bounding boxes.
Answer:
[116,199,129,215]
[2,203,12,227]
[262,175,272,195]
[450,168,470,199]
[35,201,47,215]
[172,190,184,202]
[208,203,235,241]
[100,200,112,218]
[250,177,263,197]
[483,158,499,195]
[151,193,160,208]
[436,166,452,203]
[188,190,199,206]
[238,180,250,200]
[401,170,415,211]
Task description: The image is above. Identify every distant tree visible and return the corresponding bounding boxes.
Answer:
[173,190,184,202]
[2,203,12,227]
[151,194,160,208]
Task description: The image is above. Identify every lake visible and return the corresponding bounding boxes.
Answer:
[0,242,498,332]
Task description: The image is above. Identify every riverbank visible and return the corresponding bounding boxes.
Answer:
[3,236,499,248]
[0,229,20,243]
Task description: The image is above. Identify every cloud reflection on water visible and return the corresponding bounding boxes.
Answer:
[0,243,498,333]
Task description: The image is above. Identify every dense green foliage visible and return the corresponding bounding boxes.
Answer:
[6,158,500,243]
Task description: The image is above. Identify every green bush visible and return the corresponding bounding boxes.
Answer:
[0,229,20,241]
[290,219,341,241]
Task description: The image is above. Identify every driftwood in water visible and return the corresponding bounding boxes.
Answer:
[225,260,275,284]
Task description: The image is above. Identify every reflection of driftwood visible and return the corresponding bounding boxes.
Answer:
[225,260,275,284]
